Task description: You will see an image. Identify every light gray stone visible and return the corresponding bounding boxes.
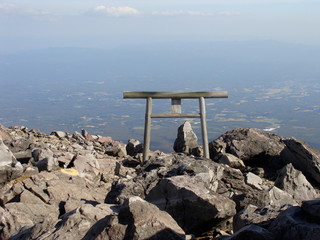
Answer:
[218,153,246,169]
[275,163,318,202]
[268,186,297,207]
[245,172,263,190]
[174,121,198,154]
[50,131,67,139]
[115,196,185,240]
[0,137,23,184]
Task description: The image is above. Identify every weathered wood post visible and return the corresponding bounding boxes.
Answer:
[123,91,228,161]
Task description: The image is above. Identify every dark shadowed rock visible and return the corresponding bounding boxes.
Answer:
[173,121,198,154]
[126,139,143,156]
[275,163,317,202]
[301,199,320,220]
[209,128,286,177]
[281,138,320,184]
[146,175,236,234]
[269,204,320,240]
[227,225,274,240]
[233,204,291,232]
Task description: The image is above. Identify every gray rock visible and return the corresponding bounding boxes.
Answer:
[0,202,59,240]
[209,128,285,175]
[281,138,320,184]
[50,131,67,139]
[0,137,23,184]
[11,203,115,240]
[81,129,95,141]
[107,196,186,240]
[227,225,274,240]
[209,128,285,160]
[218,153,246,170]
[32,147,59,172]
[68,152,100,177]
[245,172,263,190]
[232,190,271,212]
[126,139,143,156]
[269,205,320,240]
[275,163,317,202]
[106,154,225,205]
[233,204,291,232]
[174,121,198,154]
[105,145,127,158]
[146,175,236,234]
[268,186,297,207]
[301,199,320,220]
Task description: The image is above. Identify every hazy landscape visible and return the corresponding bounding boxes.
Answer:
[1,41,319,151]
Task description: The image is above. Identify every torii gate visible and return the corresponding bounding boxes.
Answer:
[123,91,228,161]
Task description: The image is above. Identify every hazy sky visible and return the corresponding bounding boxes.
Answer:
[1,0,320,53]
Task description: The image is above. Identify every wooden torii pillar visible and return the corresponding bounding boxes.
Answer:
[123,91,228,161]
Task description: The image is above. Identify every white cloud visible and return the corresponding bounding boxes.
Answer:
[93,6,140,17]
[151,10,239,17]
[0,3,16,11]
[0,3,50,16]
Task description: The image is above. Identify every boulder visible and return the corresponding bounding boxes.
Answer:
[50,131,67,139]
[209,128,286,175]
[0,137,23,184]
[106,154,225,205]
[281,138,320,184]
[245,172,263,190]
[146,175,236,234]
[0,125,11,141]
[269,204,320,240]
[275,163,317,202]
[106,197,186,240]
[217,153,246,170]
[32,147,59,172]
[81,129,95,141]
[267,186,297,207]
[209,128,285,160]
[97,136,113,144]
[173,121,198,154]
[0,202,59,239]
[227,225,274,240]
[126,139,143,156]
[105,145,127,158]
[11,203,114,240]
[233,204,291,232]
[301,199,320,219]
[67,152,100,178]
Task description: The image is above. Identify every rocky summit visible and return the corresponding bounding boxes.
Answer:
[0,123,320,240]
